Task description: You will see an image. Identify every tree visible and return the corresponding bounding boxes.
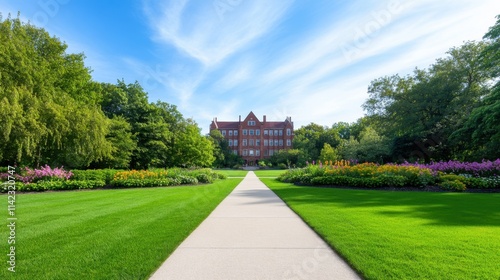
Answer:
[319,143,339,162]
[338,127,389,163]
[362,41,489,161]
[0,16,110,168]
[293,123,341,161]
[92,116,136,169]
[169,119,214,167]
[269,149,306,168]
[451,14,500,160]
[208,129,243,168]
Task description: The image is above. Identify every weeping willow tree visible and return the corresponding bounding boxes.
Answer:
[0,15,111,168]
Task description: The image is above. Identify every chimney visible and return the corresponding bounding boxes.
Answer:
[239,115,241,122]
[263,115,266,123]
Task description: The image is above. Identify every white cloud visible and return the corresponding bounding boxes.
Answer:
[143,0,293,66]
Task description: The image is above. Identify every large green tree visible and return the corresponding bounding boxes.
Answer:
[363,41,489,161]
[0,16,111,168]
[452,15,500,160]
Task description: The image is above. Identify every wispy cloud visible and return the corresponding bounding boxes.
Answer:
[143,0,293,67]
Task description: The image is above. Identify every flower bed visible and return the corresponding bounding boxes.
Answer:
[278,160,500,191]
[1,166,227,192]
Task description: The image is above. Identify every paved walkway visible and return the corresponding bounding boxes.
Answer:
[149,172,361,280]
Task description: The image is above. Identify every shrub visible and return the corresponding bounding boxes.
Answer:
[179,175,199,185]
[439,174,466,183]
[71,169,121,184]
[2,165,74,184]
[216,173,227,180]
[111,178,176,188]
[278,163,287,169]
[439,180,466,191]
[378,174,407,187]
[64,180,106,190]
[232,164,242,170]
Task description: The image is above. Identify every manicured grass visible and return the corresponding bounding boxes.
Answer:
[254,169,288,177]
[214,170,248,177]
[0,179,242,280]
[262,179,500,280]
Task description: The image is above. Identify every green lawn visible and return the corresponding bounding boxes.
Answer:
[214,169,248,177]
[0,179,241,280]
[254,169,287,177]
[262,179,500,280]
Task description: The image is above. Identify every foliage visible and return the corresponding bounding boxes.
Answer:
[208,129,243,168]
[70,169,122,185]
[278,159,499,190]
[319,143,339,162]
[403,159,500,177]
[0,165,73,183]
[338,127,390,163]
[269,149,305,168]
[109,168,222,188]
[0,16,111,167]
[293,123,341,162]
[4,180,106,192]
[361,32,495,162]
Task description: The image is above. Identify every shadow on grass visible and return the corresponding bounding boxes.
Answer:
[268,183,500,227]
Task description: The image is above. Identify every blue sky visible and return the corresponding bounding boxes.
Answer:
[2,0,499,133]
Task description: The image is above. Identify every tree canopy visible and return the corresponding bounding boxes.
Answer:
[0,16,214,169]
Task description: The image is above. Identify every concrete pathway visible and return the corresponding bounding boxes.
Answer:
[149,172,361,280]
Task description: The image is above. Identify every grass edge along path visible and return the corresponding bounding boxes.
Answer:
[261,178,500,280]
[0,179,242,280]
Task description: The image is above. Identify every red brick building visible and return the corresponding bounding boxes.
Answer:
[210,112,294,165]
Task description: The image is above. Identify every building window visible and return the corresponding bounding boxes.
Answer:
[279,130,283,136]
[274,130,278,136]
[256,139,260,146]
[234,130,238,136]
[264,140,268,146]
[269,150,274,156]
[264,150,268,156]
[256,129,260,136]
[234,140,238,146]
[279,140,283,146]
[243,129,247,135]
[229,139,233,146]
[221,130,226,136]
[229,130,233,136]
[264,130,268,135]
[243,149,248,156]
[243,139,247,146]
[249,150,254,156]
[269,130,273,136]
[274,140,279,146]
[249,139,254,146]
[248,120,256,126]
[286,129,291,136]
[249,129,254,136]
[287,139,291,146]
[269,140,273,146]
[256,150,260,156]
[233,150,238,155]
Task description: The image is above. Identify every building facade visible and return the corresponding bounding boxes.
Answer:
[210,112,294,165]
